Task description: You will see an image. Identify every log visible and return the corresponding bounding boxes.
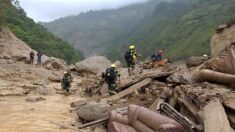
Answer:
[103,78,152,101]
[203,99,231,132]
[199,69,235,85]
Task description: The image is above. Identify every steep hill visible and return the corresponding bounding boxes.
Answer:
[41,0,164,56]
[42,0,235,62]
[0,0,84,64]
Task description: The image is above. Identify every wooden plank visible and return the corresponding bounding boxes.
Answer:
[78,117,109,129]
[103,78,152,101]
[120,72,172,89]
[149,90,168,111]
[203,99,231,132]
[224,98,235,111]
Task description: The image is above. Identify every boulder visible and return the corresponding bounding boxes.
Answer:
[75,56,111,75]
[68,64,76,71]
[114,61,122,70]
[12,55,27,62]
[167,69,196,84]
[76,101,110,122]
[48,76,61,82]
[186,56,209,68]
[43,57,67,70]
[35,85,51,95]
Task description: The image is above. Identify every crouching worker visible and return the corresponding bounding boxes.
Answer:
[151,50,169,68]
[105,64,120,95]
[61,71,73,93]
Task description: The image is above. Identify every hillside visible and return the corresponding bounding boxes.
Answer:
[41,0,164,56]
[0,0,84,64]
[42,0,235,62]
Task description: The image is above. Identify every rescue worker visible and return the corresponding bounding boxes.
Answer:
[151,50,169,68]
[125,45,139,75]
[151,50,163,62]
[37,51,43,65]
[61,71,73,93]
[105,64,120,95]
[29,51,35,64]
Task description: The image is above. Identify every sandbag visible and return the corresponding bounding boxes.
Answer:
[199,69,235,85]
[128,105,183,132]
[205,45,235,75]
[107,121,137,132]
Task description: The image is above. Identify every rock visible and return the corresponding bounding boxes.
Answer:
[12,55,27,62]
[68,64,76,71]
[75,56,111,75]
[114,61,122,70]
[167,69,195,84]
[48,76,61,82]
[211,22,235,57]
[25,96,46,102]
[100,83,109,96]
[43,57,67,70]
[186,56,209,68]
[35,85,51,95]
[76,101,110,122]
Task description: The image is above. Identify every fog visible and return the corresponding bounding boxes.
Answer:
[18,0,149,22]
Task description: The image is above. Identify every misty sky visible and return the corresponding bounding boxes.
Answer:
[18,0,148,22]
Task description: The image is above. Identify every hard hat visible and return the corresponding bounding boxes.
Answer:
[203,54,208,57]
[64,71,68,74]
[129,45,135,49]
[111,64,116,68]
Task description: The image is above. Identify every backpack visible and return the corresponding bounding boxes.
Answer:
[124,50,132,61]
[106,68,116,80]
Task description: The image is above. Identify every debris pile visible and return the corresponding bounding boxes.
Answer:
[71,22,235,132]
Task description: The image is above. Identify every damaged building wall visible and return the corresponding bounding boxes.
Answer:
[211,21,235,56]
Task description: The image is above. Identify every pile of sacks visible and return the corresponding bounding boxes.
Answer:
[108,105,183,132]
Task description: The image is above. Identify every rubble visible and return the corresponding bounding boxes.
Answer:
[2,22,235,132]
[186,56,209,68]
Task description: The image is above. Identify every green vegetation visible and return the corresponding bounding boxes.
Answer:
[42,0,235,62]
[0,0,84,64]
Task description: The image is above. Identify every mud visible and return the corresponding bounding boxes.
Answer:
[0,95,80,132]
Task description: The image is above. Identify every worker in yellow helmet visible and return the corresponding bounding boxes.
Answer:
[104,64,120,95]
[124,45,139,75]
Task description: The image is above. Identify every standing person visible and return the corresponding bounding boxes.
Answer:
[29,51,35,64]
[37,51,43,65]
[61,71,73,93]
[124,45,139,75]
[105,64,120,95]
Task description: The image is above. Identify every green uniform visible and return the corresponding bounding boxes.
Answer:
[105,67,120,95]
